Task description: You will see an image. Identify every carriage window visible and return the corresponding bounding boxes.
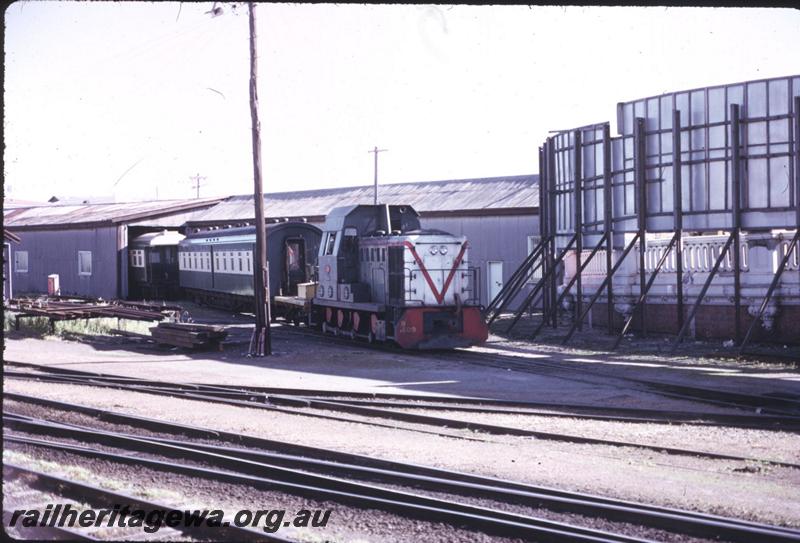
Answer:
[222,253,227,271]
[381,248,385,262]
[130,250,146,269]
[238,252,243,272]
[215,254,220,271]
[324,232,337,255]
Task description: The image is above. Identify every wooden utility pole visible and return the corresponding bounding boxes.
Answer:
[189,173,206,199]
[248,2,270,356]
[369,146,388,205]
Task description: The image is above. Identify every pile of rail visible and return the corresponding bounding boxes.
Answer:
[149,322,228,350]
[7,297,182,332]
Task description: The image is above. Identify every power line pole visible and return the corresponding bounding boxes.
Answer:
[368,146,388,205]
[189,173,206,199]
[248,1,270,357]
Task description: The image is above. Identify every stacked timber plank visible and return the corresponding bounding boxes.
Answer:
[149,322,228,350]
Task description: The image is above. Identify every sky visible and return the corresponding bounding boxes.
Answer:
[3,3,800,203]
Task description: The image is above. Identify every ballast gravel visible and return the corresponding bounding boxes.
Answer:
[4,379,800,530]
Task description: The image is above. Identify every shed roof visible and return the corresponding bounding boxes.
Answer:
[3,197,224,229]
[188,175,538,225]
[4,198,46,208]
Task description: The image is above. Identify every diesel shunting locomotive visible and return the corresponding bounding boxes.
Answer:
[313,204,488,349]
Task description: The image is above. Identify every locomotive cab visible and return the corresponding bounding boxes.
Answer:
[314,204,488,349]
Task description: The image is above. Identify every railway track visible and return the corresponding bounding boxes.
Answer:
[5,362,800,469]
[5,395,800,543]
[4,419,649,542]
[3,464,278,541]
[6,360,800,430]
[273,325,800,416]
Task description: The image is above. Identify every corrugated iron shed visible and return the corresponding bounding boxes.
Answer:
[187,175,538,225]
[4,197,224,229]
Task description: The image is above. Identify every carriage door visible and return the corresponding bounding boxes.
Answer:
[283,238,306,295]
[487,261,503,306]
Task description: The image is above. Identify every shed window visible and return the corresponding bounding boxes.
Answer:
[14,251,28,273]
[78,251,92,276]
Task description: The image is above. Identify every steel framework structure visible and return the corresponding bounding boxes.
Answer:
[492,75,800,352]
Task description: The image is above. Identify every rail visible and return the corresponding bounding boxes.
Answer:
[577,233,800,277]
[779,235,800,271]
[645,235,749,273]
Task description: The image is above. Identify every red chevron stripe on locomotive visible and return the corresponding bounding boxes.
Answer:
[403,241,468,305]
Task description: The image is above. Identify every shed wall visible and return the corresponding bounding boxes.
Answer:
[10,227,119,299]
[420,214,539,308]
